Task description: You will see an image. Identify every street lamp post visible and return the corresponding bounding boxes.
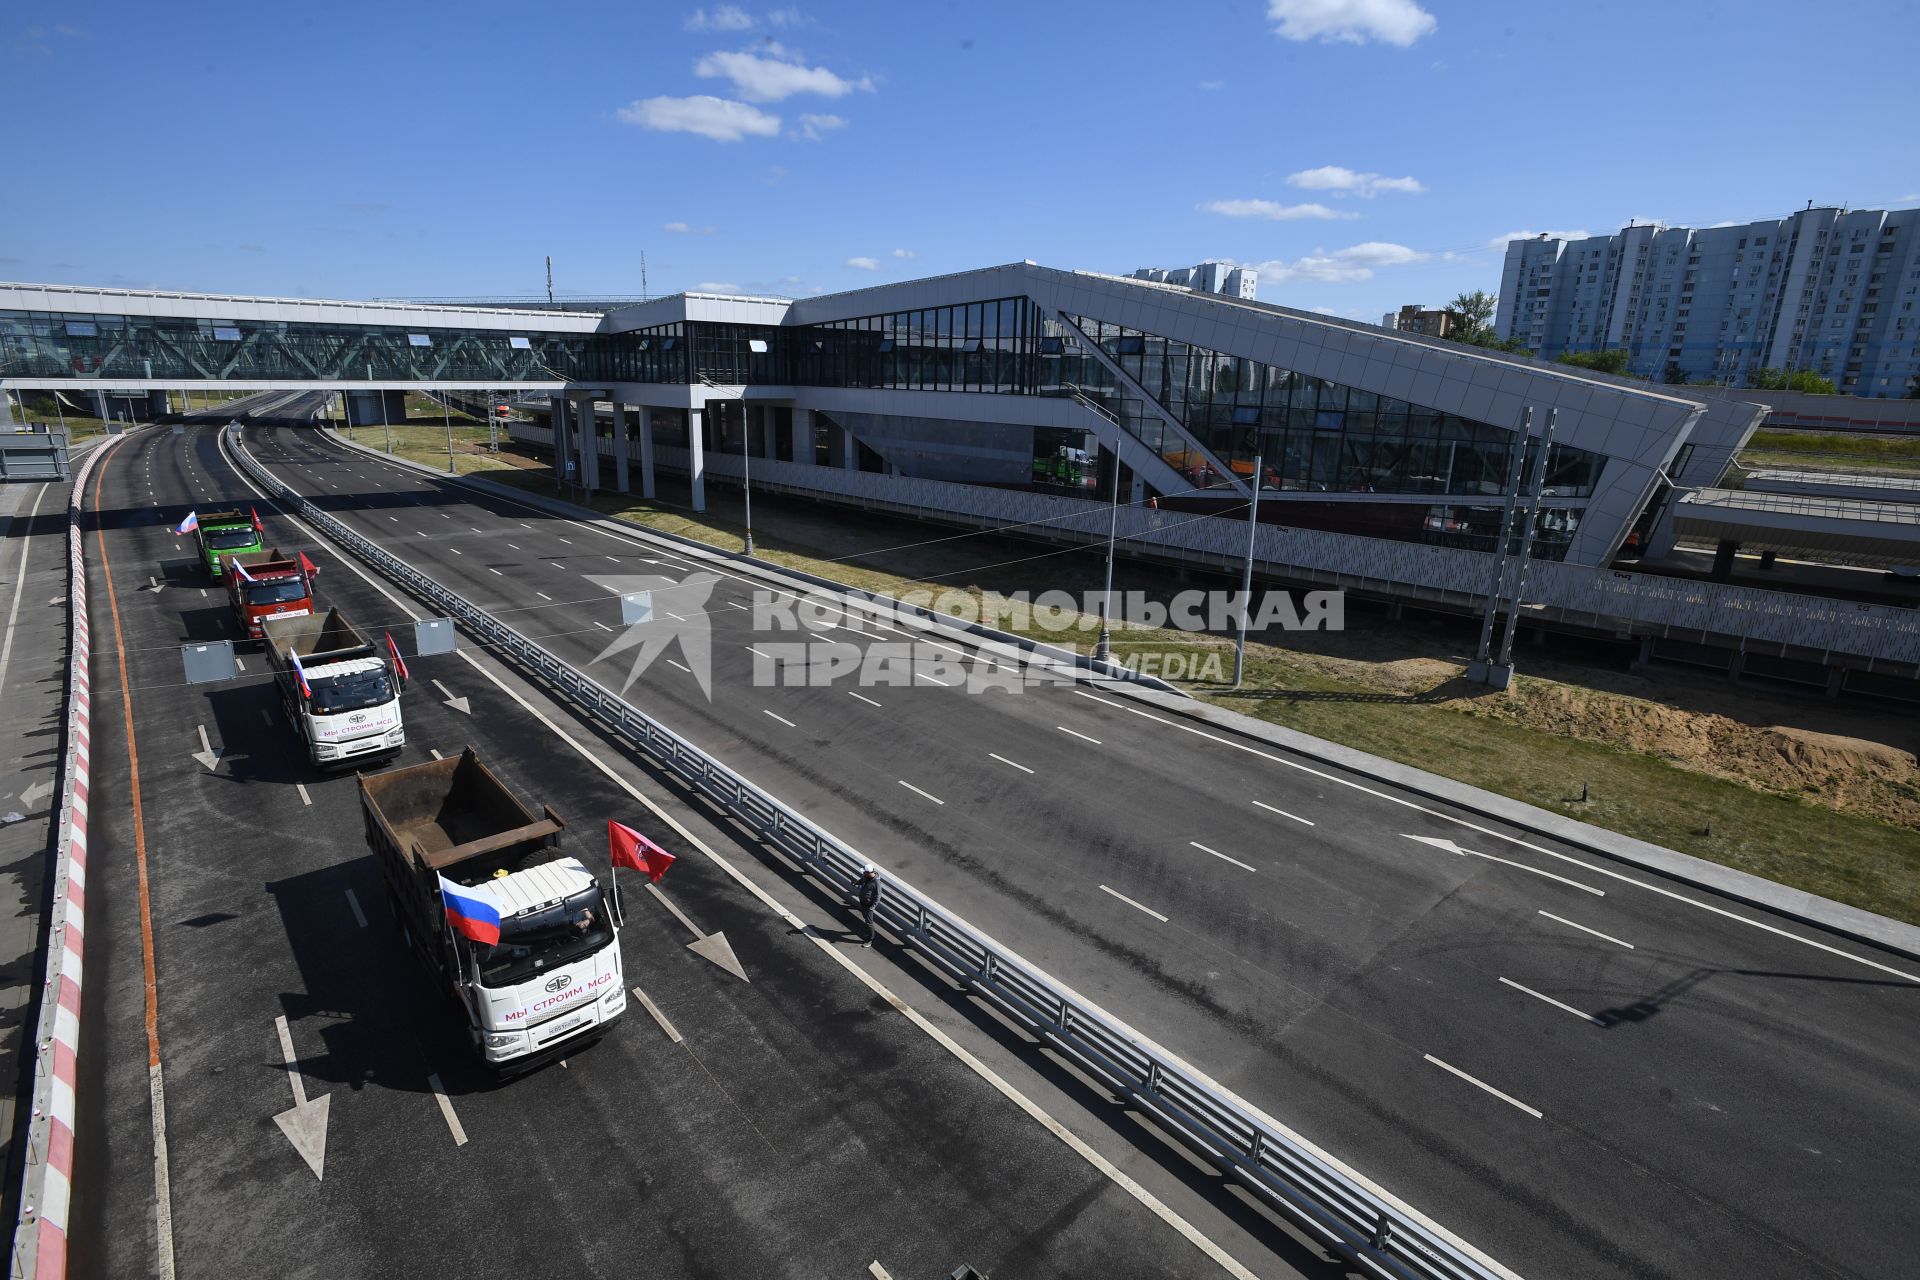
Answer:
[441,389,456,473]
[740,400,754,557]
[1230,454,1263,690]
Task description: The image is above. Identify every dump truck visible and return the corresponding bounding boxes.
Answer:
[190,507,264,578]
[360,749,625,1068]
[225,548,316,641]
[262,608,406,766]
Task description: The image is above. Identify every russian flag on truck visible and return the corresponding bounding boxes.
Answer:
[438,875,502,945]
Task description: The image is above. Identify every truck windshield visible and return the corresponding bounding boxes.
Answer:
[473,887,612,989]
[203,529,258,549]
[243,580,307,606]
[309,669,394,715]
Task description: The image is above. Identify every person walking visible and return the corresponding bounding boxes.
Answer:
[852,864,881,947]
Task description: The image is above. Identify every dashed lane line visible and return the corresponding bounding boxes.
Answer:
[1424,1055,1542,1119]
[763,710,796,728]
[848,691,882,708]
[426,1072,469,1146]
[344,889,368,928]
[1099,884,1168,923]
[1499,977,1604,1027]
[1252,800,1315,826]
[898,780,945,806]
[1190,842,1255,873]
[1057,725,1101,745]
[989,753,1034,774]
[631,986,683,1043]
[1538,911,1634,949]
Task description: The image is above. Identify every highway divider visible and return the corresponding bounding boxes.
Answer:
[227,430,1519,1279]
[10,432,128,1280]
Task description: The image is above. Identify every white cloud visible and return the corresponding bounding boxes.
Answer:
[664,220,717,235]
[1244,241,1428,285]
[695,43,873,102]
[695,281,742,292]
[891,248,915,258]
[617,95,780,142]
[1198,79,1224,90]
[767,6,808,26]
[1267,0,1437,46]
[846,256,881,271]
[1198,198,1356,221]
[1486,228,1590,249]
[683,6,754,31]
[1286,165,1425,197]
[796,112,847,140]
[1898,193,1920,205]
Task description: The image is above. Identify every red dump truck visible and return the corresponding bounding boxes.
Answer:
[360,749,625,1068]
[225,548,316,641]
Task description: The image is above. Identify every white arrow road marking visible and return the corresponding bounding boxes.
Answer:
[191,724,222,773]
[145,575,164,593]
[19,779,52,810]
[271,1016,330,1179]
[431,678,471,715]
[1403,834,1604,896]
[644,882,748,981]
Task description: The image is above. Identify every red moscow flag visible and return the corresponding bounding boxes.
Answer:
[609,820,676,882]
[298,552,320,579]
[251,506,265,532]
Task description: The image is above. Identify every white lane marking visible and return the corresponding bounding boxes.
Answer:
[898,780,945,806]
[869,1264,894,1280]
[234,657,245,672]
[605,555,620,563]
[1069,691,1919,986]
[1057,725,1101,745]
[666,611,687,621]
[1405,835,1604,897]
[1252,799,1315,826]
[471,527,484,534]
[913,672,951,686]
[848,691,883,708]
[448,547,462,555]
[989,753,1034,774]
[727,601,748,611]
[198,589,206,598]
[594,621,613,631]
[296,783,312,806]
[426,1072,469,1146]
[536,591,552,601]
[506,542,520,550]
[557,536,573,544]
[440,513,452,519]
[918,638,965,655]
[631,986,683,1043]
[344,889,368,928]
[667,659,692,673]
[519,522,532,529]
[430,748,444,759]
[150,1062,179,1279]
[1423,1055,1542,1119]
[260,709,273,725]
[1538,911,1635,949]
[744,645,776,660]
[1499,977,1604,1027]
[1099,884,1168,922]
[763,710,796,728]
[1190,842,1256,872]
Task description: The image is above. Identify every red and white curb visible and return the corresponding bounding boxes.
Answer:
[11,435,121,1280]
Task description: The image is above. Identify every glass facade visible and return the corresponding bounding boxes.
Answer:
[1064,315,1604,502]
[0,310,589,382]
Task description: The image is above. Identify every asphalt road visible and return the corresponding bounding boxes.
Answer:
[234,420,1920,1280]
[72,422,1261,1280]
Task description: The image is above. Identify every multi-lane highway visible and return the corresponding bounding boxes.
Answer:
[75,421,1256,1280]
[78,418,1920,1279]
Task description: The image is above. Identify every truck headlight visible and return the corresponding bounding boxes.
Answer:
[601,987,625,1009]
[485,1032,519,1049]
[385,726,405,746]
[314,742,339,760]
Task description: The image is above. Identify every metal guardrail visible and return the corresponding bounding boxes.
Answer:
[225,424,1518,1280]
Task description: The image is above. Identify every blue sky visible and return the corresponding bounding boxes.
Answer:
[4,0,1916,320]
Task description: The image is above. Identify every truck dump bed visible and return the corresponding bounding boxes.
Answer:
[361,748,564,876]
[262,608,365,660]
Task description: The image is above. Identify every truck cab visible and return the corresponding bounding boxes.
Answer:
[226,549,315,641]
[195,509,264,578]
[262,609,405,766]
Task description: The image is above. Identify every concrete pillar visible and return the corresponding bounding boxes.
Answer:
[838,420,856,470]
[612,404,631,493]
[791,408,811,464]
[1759,549,1777,570]
[1711,539,1739,581]
[1825,665,1845,701]
[637,406,657,499]
[94,391,111,423]
[761,405,777,461]
[687,406,707,512]
[1631,635,1654,670]
[147,390,170,418]
[0,388,15,429]
[575,395,600,493]
[1727,649,1746,683]
[347,390,407,426]
[550,395,570,483]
